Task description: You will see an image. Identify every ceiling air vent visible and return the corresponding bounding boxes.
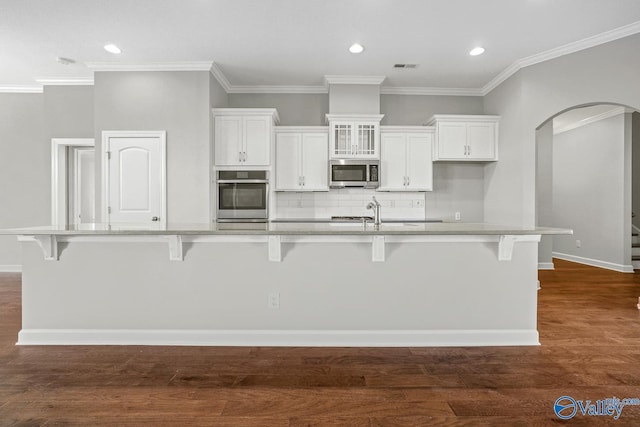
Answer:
[393,64,418,69]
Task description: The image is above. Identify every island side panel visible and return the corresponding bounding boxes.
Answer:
[19,239,539,346]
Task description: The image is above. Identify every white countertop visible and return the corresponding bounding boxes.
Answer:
[0,222,572,236]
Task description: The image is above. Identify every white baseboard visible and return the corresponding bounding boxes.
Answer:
[17,329,540,347]
[0,265,21,273]
[552,252,634,273]
[538,262,554,270]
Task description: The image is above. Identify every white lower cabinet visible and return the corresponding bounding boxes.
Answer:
[275,128,329,191]
[379,128,433,191]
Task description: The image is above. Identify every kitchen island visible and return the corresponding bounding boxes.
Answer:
[4,222,570,347]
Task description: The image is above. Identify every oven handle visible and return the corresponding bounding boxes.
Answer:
[216,179,269,184]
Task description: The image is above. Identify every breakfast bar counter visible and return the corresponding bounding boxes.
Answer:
[4,222,570,347]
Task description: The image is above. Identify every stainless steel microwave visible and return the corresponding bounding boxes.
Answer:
[329,159,379,189]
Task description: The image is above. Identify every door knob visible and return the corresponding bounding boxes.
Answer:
[152,216,160,222]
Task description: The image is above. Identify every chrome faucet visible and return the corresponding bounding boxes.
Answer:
[366,196,382,226]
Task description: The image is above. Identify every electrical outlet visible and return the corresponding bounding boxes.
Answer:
[413,199,424,208]
[268,292,280,309]
[576,240,581,248]
[455,212,461,221]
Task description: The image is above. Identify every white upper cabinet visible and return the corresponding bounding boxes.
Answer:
[213,109,280,166]
[379,127,433,192]
[427,115,500,161]
[325,114,384,159]
[275,127,329,191]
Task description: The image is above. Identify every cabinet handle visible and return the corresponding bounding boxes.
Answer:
[302,176,305,186]
[467,145,470,156]
[407,176,410,187]
[239,151,242,162]
[243,152,247,162]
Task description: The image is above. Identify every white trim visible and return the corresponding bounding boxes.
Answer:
[228,85,328,94]
[325,113,385,124]
[16,328,540,347]
[381,125,435,133]
[324,75,386,86]
[380,86,483,96]
[0,85,43,93]
[552,252,634,273]
[482,20,640,95]
[209,63,232,92]
[211,108,280,125]
[538,262,555,270]
[51,138,95,227]
[86,61,214,72]
[553,107,627,134]
[275,126,329,133]
[35,78,94,86]
[101,131,167,227]
[0,265,21,273]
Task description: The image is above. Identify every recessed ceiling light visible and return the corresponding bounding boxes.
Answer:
[349,43,364,54]
[469,47,485,56]
[104,44,122,54]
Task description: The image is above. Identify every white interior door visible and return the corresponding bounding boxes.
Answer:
[71,147,95,224]
[105,132,166,225]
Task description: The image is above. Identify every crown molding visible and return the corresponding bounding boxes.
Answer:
[380,86,483,97]
[553,106,627,135]
[227,85,327,94]
[324,75,386,86]
[209,62,232,92]
[86,61,214,72]
[35,78,94,86]
[482,20,640,95]
[0,85,43,93]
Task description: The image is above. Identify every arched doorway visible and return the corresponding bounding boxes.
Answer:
[535,103,639,273]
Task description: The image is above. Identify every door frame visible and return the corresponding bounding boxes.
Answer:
[101,130,167,226]
[51,138,95,226]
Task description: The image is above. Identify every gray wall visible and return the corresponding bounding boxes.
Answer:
[329,84,380,114]
[0,94,45,268]
[228,93,328,125]
[426,163,485,222]
[552,113,630,269]
[381,94,484,125]
[535,120,554,267]
[44,86,94,139]
[483,33,640,228]
[94,71,212,224]
[633,112,640,227]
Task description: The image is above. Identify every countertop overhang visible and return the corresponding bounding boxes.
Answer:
[0,222,572,236]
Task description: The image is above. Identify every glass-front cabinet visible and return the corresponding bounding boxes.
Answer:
[326,114,384,159]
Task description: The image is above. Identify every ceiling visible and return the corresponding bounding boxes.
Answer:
[2,0,640,93]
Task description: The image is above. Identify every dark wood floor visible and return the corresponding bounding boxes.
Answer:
[1,260,640,426]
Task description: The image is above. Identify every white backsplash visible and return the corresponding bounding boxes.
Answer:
[274,189,427,220]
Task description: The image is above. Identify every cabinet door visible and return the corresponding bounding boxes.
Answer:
[301,133,329,191]
[379,133,407,191]
[354,122,377,157]
[467,122,496,160]
[331,121,354,158]
[437,122,467,160]
[275,133,302,191]
[406,133,433,191]
[214,116,243,166]
[243,116,271,166]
